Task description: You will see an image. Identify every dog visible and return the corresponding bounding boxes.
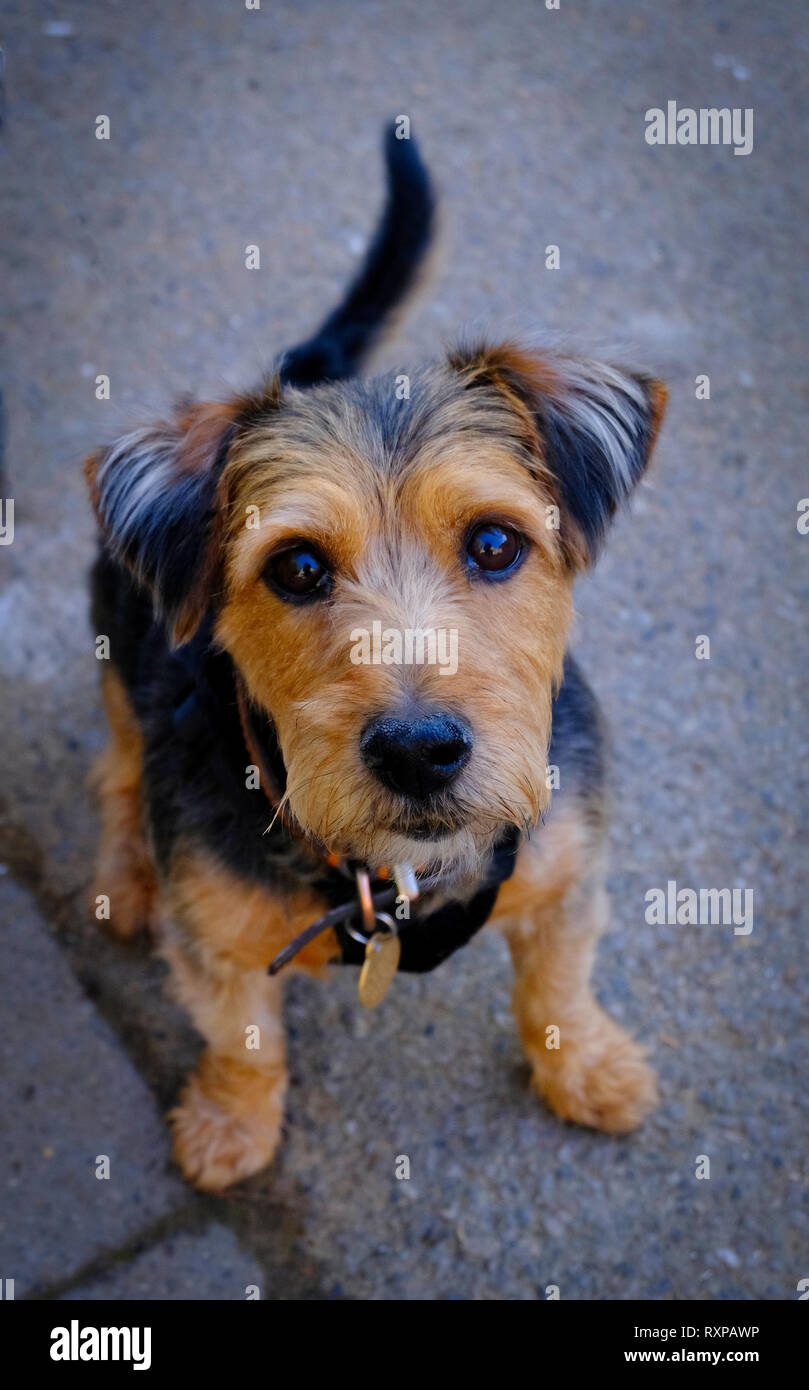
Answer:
[86,125,666,1191]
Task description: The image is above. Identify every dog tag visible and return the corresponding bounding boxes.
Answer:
[358,929,401,1008]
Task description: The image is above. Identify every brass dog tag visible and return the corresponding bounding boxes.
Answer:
[358,930,401,1008]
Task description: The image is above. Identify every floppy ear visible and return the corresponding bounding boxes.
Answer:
[447,342,667,568]
[85,399,239,646]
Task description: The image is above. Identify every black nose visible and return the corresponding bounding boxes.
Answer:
[360,711,473,801]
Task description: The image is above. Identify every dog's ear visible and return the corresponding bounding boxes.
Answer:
[85,399,241,646]
[447,342,667,568]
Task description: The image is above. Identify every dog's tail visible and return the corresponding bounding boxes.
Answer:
[279,122,435,387]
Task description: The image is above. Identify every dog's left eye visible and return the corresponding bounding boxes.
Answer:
[263,545,333,602]
[465,523,524,576]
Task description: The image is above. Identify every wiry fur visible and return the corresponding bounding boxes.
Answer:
[85,127,666,1189]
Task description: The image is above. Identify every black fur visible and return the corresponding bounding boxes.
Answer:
[279,122,435,387]
[548,652,608,828]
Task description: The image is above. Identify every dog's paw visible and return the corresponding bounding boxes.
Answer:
[531,1013,658,1134]
[169,1071,284,1192]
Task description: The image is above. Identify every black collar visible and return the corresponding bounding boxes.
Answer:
[333,826,519,973]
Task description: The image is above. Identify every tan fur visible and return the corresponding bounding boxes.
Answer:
[161,854,340,1189]
[492,808,657,1133]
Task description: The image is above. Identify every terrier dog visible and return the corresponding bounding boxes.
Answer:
[86,126,666,1191]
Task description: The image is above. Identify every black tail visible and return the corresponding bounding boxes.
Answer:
[279,123,435,388]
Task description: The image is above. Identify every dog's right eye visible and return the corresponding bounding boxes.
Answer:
[262,545,333,602]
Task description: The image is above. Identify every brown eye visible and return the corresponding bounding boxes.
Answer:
[263,545,332,602]
[466,523,523,576]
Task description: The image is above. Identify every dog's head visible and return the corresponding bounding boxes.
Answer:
[87,344,665,880]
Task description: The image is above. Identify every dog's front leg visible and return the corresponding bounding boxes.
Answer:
[158,853,339,1190]
[495,812,658,1134]
[164,945,287,1192]
[155,858,289,1192]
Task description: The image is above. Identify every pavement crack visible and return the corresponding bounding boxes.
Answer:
[24,1204,210,1301]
